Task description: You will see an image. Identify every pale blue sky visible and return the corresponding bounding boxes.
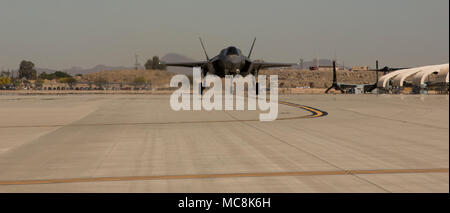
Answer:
[0,0,448,70]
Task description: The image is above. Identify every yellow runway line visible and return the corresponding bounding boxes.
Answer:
[0,168,446,186]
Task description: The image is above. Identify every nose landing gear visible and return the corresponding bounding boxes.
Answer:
[256,82,259,96]
[199,83,205,95]
[255,69,260,96]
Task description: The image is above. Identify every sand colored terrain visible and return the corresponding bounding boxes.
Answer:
[260,69,378,88]
[81,69,176,88]
[81,68,378,89]
[2,68,441,95]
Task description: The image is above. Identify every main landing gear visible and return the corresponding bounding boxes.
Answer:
[197,71,261,96]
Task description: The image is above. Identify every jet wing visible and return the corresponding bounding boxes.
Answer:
[163,61,208,68]
[252,62,295,69]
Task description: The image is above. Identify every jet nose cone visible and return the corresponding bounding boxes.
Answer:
[229,56,242,64]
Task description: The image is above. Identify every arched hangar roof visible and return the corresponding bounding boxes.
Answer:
[377,70,403,88]
[391,67,425,87]
[377,63,449,89]
[412,64,449,87]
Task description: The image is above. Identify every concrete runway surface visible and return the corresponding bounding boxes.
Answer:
[0,94,448,192]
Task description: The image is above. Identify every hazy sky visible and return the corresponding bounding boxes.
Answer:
[0,0,448,70]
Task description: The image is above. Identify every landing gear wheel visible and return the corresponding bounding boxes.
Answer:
[199,83,205,95]
[256,82,259,96]
[255,69,259,96]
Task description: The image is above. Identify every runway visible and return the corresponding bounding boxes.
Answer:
[0,94,448,192]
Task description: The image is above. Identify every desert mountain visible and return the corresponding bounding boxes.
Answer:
[37,65,136,75]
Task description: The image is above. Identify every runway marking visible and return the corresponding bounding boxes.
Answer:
[278,101,328,119]
[0,101,328,128]
[0,168,447,186]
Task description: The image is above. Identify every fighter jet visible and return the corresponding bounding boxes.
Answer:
[164,38,294,89]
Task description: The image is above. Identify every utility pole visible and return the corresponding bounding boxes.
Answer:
[134,54,140,70]
[376,60,379,80]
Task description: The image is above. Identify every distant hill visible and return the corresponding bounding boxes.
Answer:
[37,65,137,76]
[36,54,193,76]
[63,65,137,75]
[36,68,59,75]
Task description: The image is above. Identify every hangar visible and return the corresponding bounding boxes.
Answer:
[377,69,404,89]
[434,66,449,84]
[391,67,424,89]
[412,65,448,87]
[377,63,449,94]
[425,66,450,94]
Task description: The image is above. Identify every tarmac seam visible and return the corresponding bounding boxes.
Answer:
[0,168,447,186]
